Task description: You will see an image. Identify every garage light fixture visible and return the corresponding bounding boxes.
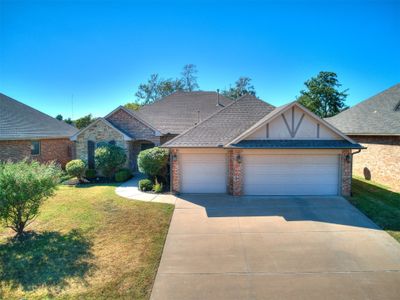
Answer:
[172,153,177,161]
[345,154,351,163]
[236,154,242,164]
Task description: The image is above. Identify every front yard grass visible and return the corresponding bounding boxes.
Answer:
[0,184,174,300]
[349,176,400,242]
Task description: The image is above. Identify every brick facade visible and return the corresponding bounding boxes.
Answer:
[228,149,243,196]
[349,135,400,191]
[106,109,161,145]
[0,138,73,168]
[340,149,352,196]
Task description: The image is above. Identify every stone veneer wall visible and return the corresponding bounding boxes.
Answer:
[0,138,73,168]
[75,120,129,166]
[349,135,400,191]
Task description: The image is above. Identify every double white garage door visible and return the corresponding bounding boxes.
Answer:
[180,152,340,196]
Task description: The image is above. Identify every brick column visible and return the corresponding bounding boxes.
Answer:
[341,149,352,196]
[228,149,243,196]
[171,148,180,194]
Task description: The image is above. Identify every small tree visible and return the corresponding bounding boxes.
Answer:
[137,147,169,180]
[0,160,61,237]
[75,114,94,129]
[95,144,126,178]
[66,159,86,182]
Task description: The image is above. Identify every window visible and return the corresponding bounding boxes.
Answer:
[31,141,41,155]
[140,143,154,151]
[109,140,116,145]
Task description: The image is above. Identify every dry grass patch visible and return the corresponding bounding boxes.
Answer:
[0,184,173,300]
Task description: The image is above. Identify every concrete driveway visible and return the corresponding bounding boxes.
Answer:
[151,195,400,300]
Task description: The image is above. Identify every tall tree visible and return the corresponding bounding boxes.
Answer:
[55,114,63,121]
[75,114,94,129]
[222,77,256,100]
[135,74,161,104]
[181,64,199,91]
[297,71,348,118]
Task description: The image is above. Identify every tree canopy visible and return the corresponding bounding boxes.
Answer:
[222,77,256,100]
[75,114,94,129]
[297,71,348,118]
[134,64,199,104]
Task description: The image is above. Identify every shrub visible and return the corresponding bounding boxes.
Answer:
[115,168,132,182]
[95,144,126,178]
[65,159,86,182]
[139,179,153,191]
[137,147,169,178]
[0,160,62,237]
[153,181,163,193]
[85,168,97,179]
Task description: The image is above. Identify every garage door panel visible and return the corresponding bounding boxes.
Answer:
[243,154,339,196]
[180,153,227,193]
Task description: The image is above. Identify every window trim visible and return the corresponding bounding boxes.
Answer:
[31,140,41,156]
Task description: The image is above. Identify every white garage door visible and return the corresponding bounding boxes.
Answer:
[180,153,227,193]
[243,154,339,195]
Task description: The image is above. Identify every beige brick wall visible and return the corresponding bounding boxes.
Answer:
[349,135,400,191]
[0,138,73,168]
[75,120,128,164]
[341,149,352,196]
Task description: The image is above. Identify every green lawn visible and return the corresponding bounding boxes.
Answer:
[0,184,174,300]
[349,176,400,242]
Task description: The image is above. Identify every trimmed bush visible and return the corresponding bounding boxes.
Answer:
[137,147,169,178]
[65,159,86,182]
[85,169,97,179]
[139,179,153,191]
[95,144,126,178]
[0,160,62,237]
[115,168,132,182]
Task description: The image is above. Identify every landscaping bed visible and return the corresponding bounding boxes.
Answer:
[0,184,174,299]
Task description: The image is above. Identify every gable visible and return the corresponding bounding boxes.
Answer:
[245,106,341,140]
[106,108,160,140]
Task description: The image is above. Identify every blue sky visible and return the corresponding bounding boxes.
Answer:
[0,0,399,119]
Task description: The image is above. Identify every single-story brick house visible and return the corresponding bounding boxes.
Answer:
[70,92,233,169]
[163,95,363,196]
[326,83,400,191]
[0,93,78,167]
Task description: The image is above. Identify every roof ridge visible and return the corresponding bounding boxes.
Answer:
[162,95,241,146]
[163,96,274,147]
[0,92,77,131]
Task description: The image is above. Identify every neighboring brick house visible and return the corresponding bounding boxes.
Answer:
[326,83,400,191]
[71,92,233,170]
[0,93,78,167]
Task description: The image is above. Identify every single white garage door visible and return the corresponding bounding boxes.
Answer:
[180,153,227,193]
[243,154,339,195]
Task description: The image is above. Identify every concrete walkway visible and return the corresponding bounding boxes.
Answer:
[115,174,176,204]
[151,194,400,300]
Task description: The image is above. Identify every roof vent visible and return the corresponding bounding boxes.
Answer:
[216,89,220,106]
[395,100,400,111]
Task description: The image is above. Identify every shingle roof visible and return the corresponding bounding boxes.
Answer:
[0,93,78,140]
[163,95,275,147]
[135,91,233,134]
[325,83,400,135]
[229,139,364,149]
